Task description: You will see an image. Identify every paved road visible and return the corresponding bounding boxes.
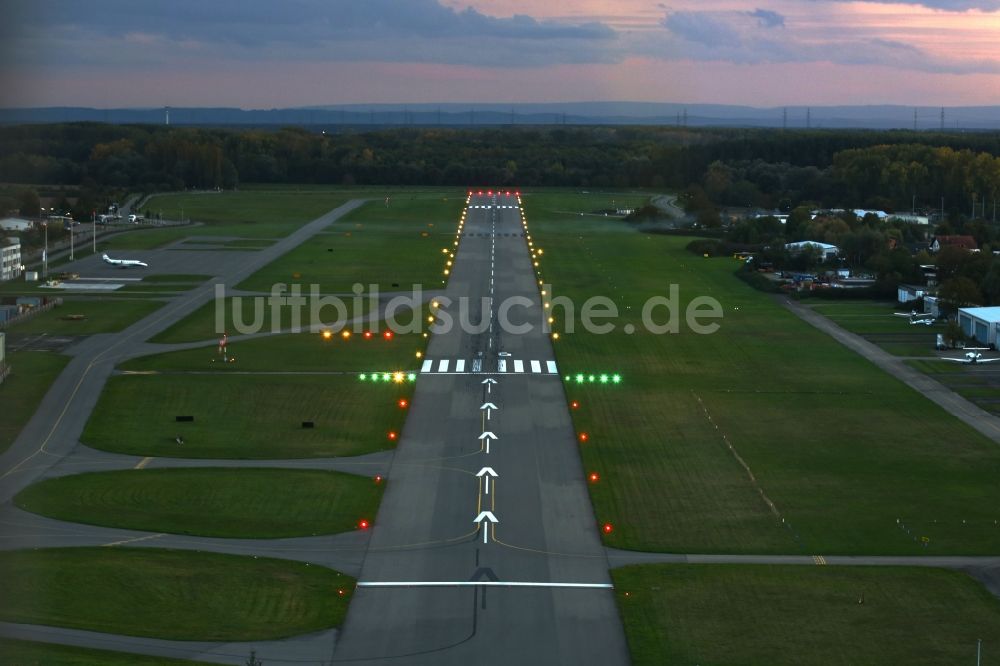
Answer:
[331,194,630,664]
[783,298,1000,444]
[0,199,365,504]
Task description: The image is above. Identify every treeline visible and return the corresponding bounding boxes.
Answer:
[1,124,999,214]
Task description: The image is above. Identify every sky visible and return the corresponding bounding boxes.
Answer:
[1,0,998,108]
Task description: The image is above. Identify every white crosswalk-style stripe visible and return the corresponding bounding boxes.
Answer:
[419,359,558,375]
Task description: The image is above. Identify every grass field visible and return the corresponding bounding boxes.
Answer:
[82,374,412,459]
[125,328,424,373]
[0,548,353,641]
[236,194,465,294]
[0,639,212,665]
[613,564,1000,666]
[148,294,374,344]
[529,192,1000,555]
[15,468,383,538]
[0,351,69,454]
[140,190,353,241]
[8,299,165,336]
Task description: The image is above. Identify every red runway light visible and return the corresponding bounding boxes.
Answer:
[338,589,346,596]
[388,431,398,441]
[602,523,614,534]
[589,472,600,483]
[398,399,409,408]
[358,519,370,530]
[578,432,589,443]
[571,401,580,409]
[363,331,373,339]
[383,330,394,340]
[374,475,383,484]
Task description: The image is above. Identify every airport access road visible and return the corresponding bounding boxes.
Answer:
[331,193,630,664]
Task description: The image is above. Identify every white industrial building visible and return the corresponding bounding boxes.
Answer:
[958,307,1000,347]
[785,241,839,261]
[897,284,927,304]
[0,217,32,232]
[1,240,22,281]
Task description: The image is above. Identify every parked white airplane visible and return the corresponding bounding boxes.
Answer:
[942,349,1000,365]
[893,310,934,325]
[102,253,148,268]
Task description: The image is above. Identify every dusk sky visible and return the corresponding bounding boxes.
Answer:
[2,0,998,108]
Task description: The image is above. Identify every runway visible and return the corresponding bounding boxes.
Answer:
[331,194,630,663]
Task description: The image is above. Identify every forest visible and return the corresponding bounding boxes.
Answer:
[1,123,999,220]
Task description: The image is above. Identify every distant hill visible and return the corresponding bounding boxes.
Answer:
[2,103,998,130]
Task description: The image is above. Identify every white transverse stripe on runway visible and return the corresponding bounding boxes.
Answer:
[438,359,449,372]
[530,360,541,373]
[357,581,613,589]
[547,361,558,374]
[421,360,433,373]
[514,359,524,373]
[455,359,465,373]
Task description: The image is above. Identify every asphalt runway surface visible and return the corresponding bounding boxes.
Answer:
[331,193,630,663]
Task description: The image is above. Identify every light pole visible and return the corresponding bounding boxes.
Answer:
[977,638,982,666]
[42,221,48,278]
[69,219,74,261]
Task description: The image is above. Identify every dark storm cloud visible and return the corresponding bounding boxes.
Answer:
[7,0,614,46]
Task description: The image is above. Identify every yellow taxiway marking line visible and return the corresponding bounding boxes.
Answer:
[813,555,827,565]
[134,457,153,470]
[103,533,165,548]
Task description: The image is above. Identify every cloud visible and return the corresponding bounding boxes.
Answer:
[747,9,785,28]
[815,0,1000,11]
[654,8,999,74]
[0,0,619,70]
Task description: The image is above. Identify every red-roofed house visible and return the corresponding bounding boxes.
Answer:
[931,235,978,252]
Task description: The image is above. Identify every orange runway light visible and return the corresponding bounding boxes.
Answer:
[383,330,394,340]
[363,331,373,339]
[388,431,398,441]
[589,472,600,483]
[578,432,589,442]
[321,330,333,340]
[341,330,351,340]
[374,475,383,484]
[571,401,579,409]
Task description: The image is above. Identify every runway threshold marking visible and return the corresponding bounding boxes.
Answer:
[134,456,153,469]
[813,555,827,565]
[357,581,613,589]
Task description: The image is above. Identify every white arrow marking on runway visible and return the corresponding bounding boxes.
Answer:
[474,510,499,544]
[479,430,497,453]
[481,377,497,394]
[476,466,499,494]
[480,402,498,420]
